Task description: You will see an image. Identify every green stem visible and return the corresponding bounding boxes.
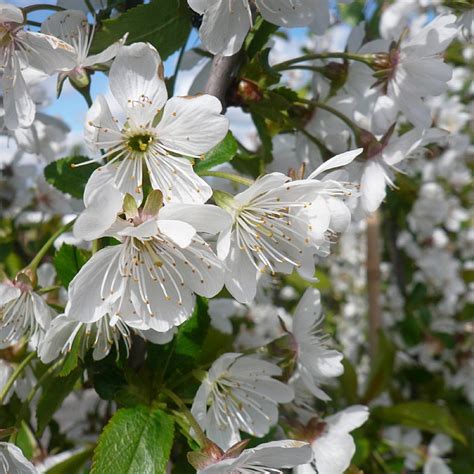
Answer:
[23,4,64,14]
[84,0,96,15]
[280,65,328,74]
[0,352,37,405]
[274,52,376,71]
[37,285,61,295]
[298,128,333,160]
[70,80,93,108]
[300,99,363,144]
[162,389,207,448]
[27,219,75,272]
[26,20,42,27]
[198,171,254,187]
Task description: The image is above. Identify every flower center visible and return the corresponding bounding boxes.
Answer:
[126,133,154,153]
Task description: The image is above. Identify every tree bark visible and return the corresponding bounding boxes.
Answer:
[204,52,243,109]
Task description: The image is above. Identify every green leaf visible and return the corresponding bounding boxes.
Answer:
[91,406,174,474]
[361,331,395,403]
[91,0,191,61]
[44,156,99,199]
[36,368,82,435]
[245,17,279,59]
[45,446,93,474]
[147,297,210,389]
[372,402,466,444]
[194,132,238,173]
[54,244,90,289]
[58,330,83,377]
[338,0,365,25]
[15,421,37,460]
[242,49,281,89]
[90,352,127,401]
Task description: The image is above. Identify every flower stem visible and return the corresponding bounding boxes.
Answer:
[299,98,363,145]
[198,170,254,187]
[274,52,376,71]
[23,4,64,14]
[0,351,37,405]
[27,219,75,272]
[162,388,207,448]
[37,285,61,295]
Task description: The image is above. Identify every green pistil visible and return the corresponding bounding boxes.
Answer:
[127,134,154,152]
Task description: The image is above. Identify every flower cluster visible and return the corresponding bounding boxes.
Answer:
[0,0,471,472]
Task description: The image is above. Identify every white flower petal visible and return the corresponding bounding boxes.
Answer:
[190,0,252,56]
[159,203,232,234]
[154,94,228,157]
[22,31,76,73]
[157,220,196,248]
[66,245,124,323]
[225,239,258,304]
[2,56,35,130]
[360,160,388,213]
[308,148,363,179]
[257,0,318,27]
[109,42,167,126]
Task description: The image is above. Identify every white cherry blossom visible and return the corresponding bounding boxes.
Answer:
[0,4,75,130]
[84,42,228,204]
[42,10,126,89]
[215,149,361,304]
[191,353,294,449]
[188,0,328,56]
[288,288,344,400]
[356,128,445,213]
[295,405,369,474]
[0,274,54,349]
[361,14,458,127]
[38,314,176,363]
[68,191,231,333]
[196,440,313,474]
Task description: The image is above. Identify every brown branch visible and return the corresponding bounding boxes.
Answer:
[366,210,382,357]
[204,52,244,109]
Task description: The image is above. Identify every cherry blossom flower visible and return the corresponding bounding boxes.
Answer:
[193,439,313,474]
[42,10,126,90]
[68,190,231,333]
[39,314,175,363]
[0,274,54,349]
[191,353,294,449]
[0,442,37,474]
[357,128,445,213]
[188,0,328,56]
[84,42,228,204]
[366,15,458,127]
[215,149,361,303]
[0,4,75,130]
[295,405,369,474]
[287,288,344,400]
